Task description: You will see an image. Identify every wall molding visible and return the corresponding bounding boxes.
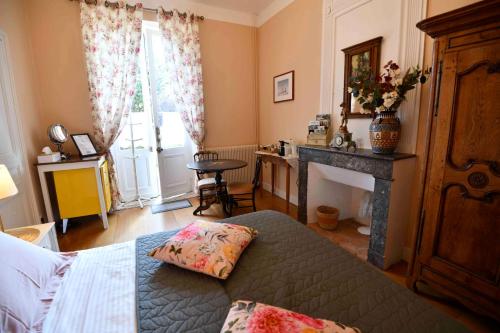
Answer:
[319,0,372,118]
[256,0,295,27]
[143,0,258,26]
[320,0,426,153]
[144,0,298,28]
[396,0,427,153]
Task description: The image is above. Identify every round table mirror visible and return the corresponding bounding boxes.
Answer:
[47,124,69,158]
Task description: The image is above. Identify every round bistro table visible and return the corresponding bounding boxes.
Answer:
[187,159,247,217]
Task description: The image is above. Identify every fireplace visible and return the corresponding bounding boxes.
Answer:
[298,145,416,269]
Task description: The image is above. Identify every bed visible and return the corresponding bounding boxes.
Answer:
[42,210,469,333]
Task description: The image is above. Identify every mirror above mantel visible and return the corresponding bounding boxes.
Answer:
[342,36,383,119]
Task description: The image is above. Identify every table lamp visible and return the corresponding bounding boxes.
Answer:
[0,164,18,232]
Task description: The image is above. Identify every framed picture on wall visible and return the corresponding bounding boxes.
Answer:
[71,133,99,158]
[273,71,294,103]
[342,37,382,118]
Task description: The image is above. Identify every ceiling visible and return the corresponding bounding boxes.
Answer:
[188,0,275,14]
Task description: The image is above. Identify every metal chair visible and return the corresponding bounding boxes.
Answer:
[193,151,227,215]
[227,157,262,215]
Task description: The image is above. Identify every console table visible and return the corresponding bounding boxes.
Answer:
[298,145,416,269]
[255,151,298,212]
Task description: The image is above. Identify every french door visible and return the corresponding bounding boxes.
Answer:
[112,28,159,203]
[143,22,194,199]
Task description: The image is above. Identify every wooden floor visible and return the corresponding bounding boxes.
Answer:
[57,190,497,333]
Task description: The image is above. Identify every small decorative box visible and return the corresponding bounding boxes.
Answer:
[37,152,61,164]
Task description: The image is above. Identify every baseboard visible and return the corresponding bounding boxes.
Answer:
[261,182,299,206]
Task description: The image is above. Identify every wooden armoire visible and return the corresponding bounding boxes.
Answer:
[409,0,500,320]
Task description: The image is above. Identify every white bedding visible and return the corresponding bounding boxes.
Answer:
[43,241,136,333]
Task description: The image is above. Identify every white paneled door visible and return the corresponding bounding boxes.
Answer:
[112,25,159,204]
[145,23,193,199]
[0,31,35,228]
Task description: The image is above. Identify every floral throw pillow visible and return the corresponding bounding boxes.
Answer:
[148,221,258,279]
[221,301,361,333]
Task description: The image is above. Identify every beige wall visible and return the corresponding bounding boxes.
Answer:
[257,0,323,201]
[25,0,92,157]
[258,0,322,145]
[0,0,44,221]
[25,0,257,155]
[200,20,257,148]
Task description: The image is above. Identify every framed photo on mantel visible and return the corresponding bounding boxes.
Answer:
[274,70,294,103]
[342,36,382,119]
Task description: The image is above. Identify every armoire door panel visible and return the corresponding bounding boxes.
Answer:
[448,57,500,169]
[435,185,500,283]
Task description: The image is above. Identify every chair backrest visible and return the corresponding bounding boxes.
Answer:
[252,157,263,191]
[194,151,218,162]
[193,151,219,179]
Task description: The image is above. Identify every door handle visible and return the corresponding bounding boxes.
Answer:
[155,127,162,153]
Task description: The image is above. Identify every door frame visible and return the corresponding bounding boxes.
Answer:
[0,30,39,226]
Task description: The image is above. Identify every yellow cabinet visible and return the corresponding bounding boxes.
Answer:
[37,155,111,233]
[53,160,111,219]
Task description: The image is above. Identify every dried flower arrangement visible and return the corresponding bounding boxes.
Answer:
[348,60,430,114]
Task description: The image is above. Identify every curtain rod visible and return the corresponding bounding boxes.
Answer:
[69,0,205,21]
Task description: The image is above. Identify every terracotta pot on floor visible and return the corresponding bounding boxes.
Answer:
[316,206,339,230]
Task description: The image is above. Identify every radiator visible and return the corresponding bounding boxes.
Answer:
[207,144,258,184]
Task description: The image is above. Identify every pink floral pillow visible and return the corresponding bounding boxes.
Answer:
[148,221,257,279]
[221,301,361,333]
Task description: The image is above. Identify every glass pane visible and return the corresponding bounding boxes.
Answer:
[159,112,185,148]
[151,33,177,113]
[132,68,144,113]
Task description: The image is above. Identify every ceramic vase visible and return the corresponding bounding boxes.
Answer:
[369,111,400,154]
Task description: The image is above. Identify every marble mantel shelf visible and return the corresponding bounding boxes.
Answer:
[298,145,415,180]
[297,145,416,270]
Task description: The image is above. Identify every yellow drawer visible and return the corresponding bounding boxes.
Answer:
[53,162,112,219]
[54,168,100,218]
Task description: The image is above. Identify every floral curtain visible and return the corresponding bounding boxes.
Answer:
[80,1,143,207]
[157,9,205,150]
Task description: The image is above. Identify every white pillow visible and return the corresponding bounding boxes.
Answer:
[0,231,76,333]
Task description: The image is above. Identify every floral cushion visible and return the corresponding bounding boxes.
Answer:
[221,301,361,333]
[148,221,257,279]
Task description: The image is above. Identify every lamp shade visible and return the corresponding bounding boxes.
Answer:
[0,164,18,200]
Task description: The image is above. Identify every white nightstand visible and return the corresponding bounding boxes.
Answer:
[5,222,60,252]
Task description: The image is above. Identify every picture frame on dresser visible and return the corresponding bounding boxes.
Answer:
[342,37,382,119]
[71,133,99,158]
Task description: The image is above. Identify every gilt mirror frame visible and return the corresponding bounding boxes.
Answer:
[342,36,383,119]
